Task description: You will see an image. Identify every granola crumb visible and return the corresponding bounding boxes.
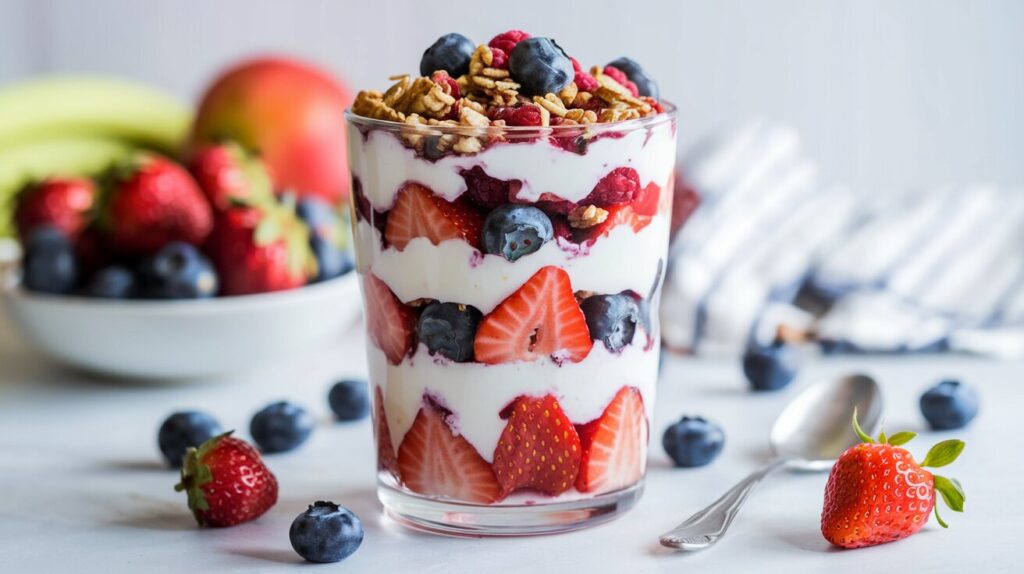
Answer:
[568,205,609,228]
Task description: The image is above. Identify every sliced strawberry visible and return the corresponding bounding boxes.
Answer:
[474,266,593,364]
[374,386,398,476]
[397,399,500,503]
[492,394,582,497]
[362,273,416,365]
[575,386,648,494]
[573,204,652,247]
[631,181,661,217]
[384,182,483,250]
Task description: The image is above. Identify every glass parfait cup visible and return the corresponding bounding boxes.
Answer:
[346,104,676,536]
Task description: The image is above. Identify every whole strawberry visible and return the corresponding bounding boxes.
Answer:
[189,141,273,211]
[206,199,316,295]
[102,153,213,255]
[174,432,278,527]
[14,177,96,241]
[821,412,966,549]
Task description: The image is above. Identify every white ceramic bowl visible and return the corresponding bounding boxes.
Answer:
[1,267,362,381]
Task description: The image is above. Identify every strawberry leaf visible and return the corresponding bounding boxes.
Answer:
[934,475,965,513]
[886,431,917,446]
[851,408,874,443]
[921,439,965,468]
[934,504,949,528]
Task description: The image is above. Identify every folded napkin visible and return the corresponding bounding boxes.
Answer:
[661,122,1024,358]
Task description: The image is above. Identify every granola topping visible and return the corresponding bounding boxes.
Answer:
[351,29,665,158]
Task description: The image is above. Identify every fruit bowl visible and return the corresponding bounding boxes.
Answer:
[0,267,360,381]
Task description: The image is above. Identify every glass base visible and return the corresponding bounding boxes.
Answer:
[378,479,644,537]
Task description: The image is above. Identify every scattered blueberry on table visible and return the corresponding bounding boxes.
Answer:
[328,379,370,422]
[290,501,364,563]
[157,410,223,467]
[920,379,979,430]
[250,401,315,453]
[663,416,726,468]
[22,226,78,295]
[742,342,799,391]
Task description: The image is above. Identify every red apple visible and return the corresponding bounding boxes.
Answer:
[190,57,353,205]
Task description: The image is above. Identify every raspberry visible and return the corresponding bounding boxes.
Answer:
[568,57,599,92]
[603,65,639,97]
[460,166,522,208]
[585,167,640,206]
[431,70,461,99]
[489,47,509,70]
[505,105,543,127]
[489,30,531,55]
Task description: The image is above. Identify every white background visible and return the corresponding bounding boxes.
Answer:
[1,0,1022,195]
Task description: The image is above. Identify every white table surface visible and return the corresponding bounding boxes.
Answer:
[0,305,1020,574]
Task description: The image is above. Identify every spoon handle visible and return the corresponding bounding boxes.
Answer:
[659,458,786,551]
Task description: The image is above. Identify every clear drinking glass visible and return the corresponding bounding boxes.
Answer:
[346,105,677,535]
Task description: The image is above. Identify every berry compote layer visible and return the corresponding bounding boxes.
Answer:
[347,29,676,506]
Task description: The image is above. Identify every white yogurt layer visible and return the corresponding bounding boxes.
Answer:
[347,121,677,210]
[355,215,669,314]
[367,342,659,464]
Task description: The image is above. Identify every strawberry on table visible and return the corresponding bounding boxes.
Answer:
[174,432,279,527]
[384,182,483,250]
[575,386,648,494]
[206,199,316,295]
[14,177,96,241]
[821,412,966,549]
[474,266,593,364]
[361,273,417,365]
[397,398,500,503]
[492,394,582,497]
[189,141,273,211]
[101,153,213,255]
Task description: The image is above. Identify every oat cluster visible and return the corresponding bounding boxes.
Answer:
[352,41,663,157]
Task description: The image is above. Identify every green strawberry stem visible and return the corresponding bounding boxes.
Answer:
[174,430,233,524]
[851,409,966,528]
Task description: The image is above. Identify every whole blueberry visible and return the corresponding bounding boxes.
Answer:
[85,265,136,299]
[742,343,799,391]
[290,501,363,563]
[607,57,659,99]
[138,242,217,299]
[22,226,77,295]
[296,197,337,233]
[509,37,574,96]
[580,294,640,353]
[416,302,482,363]
[420,33,475,77]
[157,411,222,467]
[310,234,353,282]
[328,379,370,421]
[250,401,315,454]
[481,205,553,262]
[920,379,979,430]
[662,416,725,468]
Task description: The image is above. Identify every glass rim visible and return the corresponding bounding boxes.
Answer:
[344,100,677,135]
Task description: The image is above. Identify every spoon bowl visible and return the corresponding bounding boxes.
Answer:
[659,373,884,550]
[770,373,883,470]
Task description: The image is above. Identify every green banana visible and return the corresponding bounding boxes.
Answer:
[0,136,134,237]
[0,76,192,155]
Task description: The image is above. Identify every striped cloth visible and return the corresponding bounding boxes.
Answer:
[660,122,1024,358]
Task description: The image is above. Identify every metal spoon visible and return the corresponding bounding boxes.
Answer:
[659,373,883,551]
